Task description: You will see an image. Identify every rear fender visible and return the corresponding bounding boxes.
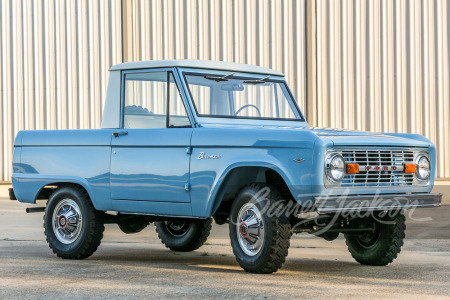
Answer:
[11,174,106,210]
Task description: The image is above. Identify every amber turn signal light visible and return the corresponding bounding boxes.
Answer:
[404,163,416,173]
[346,163,360,174]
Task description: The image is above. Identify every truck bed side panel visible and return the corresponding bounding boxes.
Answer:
[12,130,114,211]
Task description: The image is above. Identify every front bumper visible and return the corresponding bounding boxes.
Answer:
[314,193,442,214]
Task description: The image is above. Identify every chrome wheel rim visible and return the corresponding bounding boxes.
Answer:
[236,203,265,256]
[52,199,83,244]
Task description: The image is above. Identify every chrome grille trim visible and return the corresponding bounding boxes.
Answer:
[338,149,415,187]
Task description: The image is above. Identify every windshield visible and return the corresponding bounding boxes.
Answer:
[184,73,303,120]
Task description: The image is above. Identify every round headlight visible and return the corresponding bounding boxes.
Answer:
[415,154,430,182]
[326,153,345,184]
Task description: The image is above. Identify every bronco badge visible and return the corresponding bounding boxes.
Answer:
[197,152,221,160]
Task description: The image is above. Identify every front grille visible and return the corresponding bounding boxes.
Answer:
[339,149,415,187]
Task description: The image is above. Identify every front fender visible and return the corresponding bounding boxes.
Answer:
[189,147,314,217]
[209,161,296,216]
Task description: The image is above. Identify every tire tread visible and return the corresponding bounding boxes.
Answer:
[155,218,212,252]
[231,183,291,274]
[44,184,105,259]
[345,214,405,266]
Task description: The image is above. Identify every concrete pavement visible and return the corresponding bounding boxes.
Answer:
[0,185,449,299]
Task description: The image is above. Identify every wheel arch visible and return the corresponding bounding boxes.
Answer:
[12,175,102,210]
[37,182,92,202]
[208,163,296,217]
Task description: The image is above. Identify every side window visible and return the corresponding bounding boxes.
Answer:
[123,71,191,129]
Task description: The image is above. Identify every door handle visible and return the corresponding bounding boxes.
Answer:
[113,131,128,138]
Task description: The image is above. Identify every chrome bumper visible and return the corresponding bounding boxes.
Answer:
[314,193,442,214]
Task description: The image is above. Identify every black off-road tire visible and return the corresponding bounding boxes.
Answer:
[43,185,105,259]
[229,184,291,274]
[118,217,149,234]
[155,218,212,252]
[345,213,406,266]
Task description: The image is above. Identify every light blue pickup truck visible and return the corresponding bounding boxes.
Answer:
[10,60,442,273]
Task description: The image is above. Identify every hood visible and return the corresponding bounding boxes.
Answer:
[301,127,431,148]
[199,123,432,148]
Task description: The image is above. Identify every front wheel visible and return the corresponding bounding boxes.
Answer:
[229,184,291,274]
[155,218,212,252]
[345,213,406,266]
[43,185,105,259]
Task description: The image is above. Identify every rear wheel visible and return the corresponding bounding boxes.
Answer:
[118,217,149,234]
[345,213,406,266]
[229,184,291,274]
[155,218,212,252]
[43,185,105,259]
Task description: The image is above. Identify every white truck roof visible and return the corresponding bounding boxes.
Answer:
[109,60,284,76]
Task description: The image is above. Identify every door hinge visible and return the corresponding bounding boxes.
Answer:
[185,183,191,191]
[186,146,193,155]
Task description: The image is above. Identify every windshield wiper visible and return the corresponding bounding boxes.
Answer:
[243,75,271,84]
[204,72,235,82]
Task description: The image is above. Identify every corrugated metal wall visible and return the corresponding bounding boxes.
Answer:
[313,0,449,177]
[1,0,449,180]
[0,0,122,180]
[121,0,307,110]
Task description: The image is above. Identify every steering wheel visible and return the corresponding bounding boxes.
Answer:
[234,104,262,117]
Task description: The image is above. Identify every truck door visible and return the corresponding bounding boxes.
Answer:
[110,69,193,215]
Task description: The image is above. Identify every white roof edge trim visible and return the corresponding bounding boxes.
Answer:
[109,60,284,76]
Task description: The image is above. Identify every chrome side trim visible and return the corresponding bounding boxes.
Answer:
[118,212,206,219]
